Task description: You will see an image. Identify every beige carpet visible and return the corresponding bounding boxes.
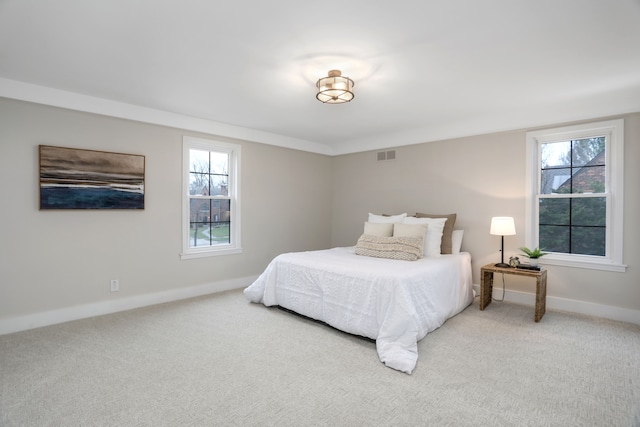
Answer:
[1,289,639,426]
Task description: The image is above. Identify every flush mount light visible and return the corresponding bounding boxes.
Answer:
[316,70,354,104]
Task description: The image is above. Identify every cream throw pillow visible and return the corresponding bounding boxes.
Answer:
[402,217,447,257]
[363,221,394,237]
[392,223,427,257]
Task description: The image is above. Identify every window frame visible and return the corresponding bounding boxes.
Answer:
[525,119,626,272]
[181,136,242,259]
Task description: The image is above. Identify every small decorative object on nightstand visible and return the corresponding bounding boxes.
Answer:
[509,256,520,268]
[480,263,548,322]
[519,246,548,267]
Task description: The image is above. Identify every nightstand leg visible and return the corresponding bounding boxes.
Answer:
[480,270,494,310]
[534,275,547,322]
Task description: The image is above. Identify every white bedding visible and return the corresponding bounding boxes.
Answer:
[243,246,474,374]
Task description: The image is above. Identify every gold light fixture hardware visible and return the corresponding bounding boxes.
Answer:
[316,69,354,104]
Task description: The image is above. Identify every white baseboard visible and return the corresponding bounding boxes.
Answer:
[0,276,258,336]
[473,284,640,326]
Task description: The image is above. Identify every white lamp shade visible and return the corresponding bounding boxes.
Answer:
[490,217,516,236]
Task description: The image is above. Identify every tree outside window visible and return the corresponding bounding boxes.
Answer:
[525,119,625,272]
[539,137,606,256]
[181,136,241,259]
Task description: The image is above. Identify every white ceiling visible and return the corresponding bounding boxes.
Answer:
[1,0,639,155]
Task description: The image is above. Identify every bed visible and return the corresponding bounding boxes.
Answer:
[243,213,474,374]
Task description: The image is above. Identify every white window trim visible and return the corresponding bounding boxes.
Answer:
[181,136,242,260]
[525,119,626,272]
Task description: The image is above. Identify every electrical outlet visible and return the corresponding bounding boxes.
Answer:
[110,279,120,292]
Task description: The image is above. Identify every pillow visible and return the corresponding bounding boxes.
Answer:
[415,213,457,254]
[355,234,422,261]
[392,223,428,257]
[367,213,407,224]
[363,221,394,237]
[451,229,464,254]
[402,216,447,257]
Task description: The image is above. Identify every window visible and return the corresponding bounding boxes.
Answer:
[525,119,625,272]
[181,136,241,259]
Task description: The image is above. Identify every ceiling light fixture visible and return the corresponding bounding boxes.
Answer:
[316,70,354,104]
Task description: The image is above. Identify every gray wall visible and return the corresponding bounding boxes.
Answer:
[0,98,332,321]
[331,114,640,314]
[1,97,638,329]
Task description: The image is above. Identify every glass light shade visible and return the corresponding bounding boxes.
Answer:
[316,70,354,104]
[490,217,516,236]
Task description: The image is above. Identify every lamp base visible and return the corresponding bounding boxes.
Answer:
[494,262,510,268]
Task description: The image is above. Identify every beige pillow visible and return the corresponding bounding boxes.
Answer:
[415,213,457,254]
[393,223,428,257]
[403,217,446,257]
[393,222,427,238]
[355,234,423,261]
[363,221,394,237]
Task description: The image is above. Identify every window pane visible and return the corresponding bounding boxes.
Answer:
[210,199,230,244]
[540,225,569,252]
[572,226,605,256]
[189,172,209,195]
[209,175,229,196]
[541,141,571,168]
[190,149,210,173]
[572,137,605,167]
[209,152,229,175]
[209,223,230,245]
[571,165,605,194]
[539,198,570,225]
[210,199,230,223]
[571,197,606,226]
[541,168,571,194]
[189,222,211,247]
[539,198,606,255]
[190,198,211,223]
[188,198,231,248]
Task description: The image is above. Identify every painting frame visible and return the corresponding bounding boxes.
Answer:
[39,145,145,210]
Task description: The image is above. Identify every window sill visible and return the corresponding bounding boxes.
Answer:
[539,255,627,273]
[180,247,243,260]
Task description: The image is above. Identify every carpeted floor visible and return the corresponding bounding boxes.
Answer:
[1,289,639,426]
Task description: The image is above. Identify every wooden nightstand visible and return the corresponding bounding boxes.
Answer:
[479,263,548,322]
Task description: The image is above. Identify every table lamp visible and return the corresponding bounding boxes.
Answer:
[490,217,516,268]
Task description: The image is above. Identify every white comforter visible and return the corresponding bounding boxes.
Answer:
[244,247,474,374]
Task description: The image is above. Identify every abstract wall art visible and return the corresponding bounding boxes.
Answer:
[39,145,145,210]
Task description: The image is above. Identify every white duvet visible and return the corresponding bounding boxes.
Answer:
[243,247,474,374]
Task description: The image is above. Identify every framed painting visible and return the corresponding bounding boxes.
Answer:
[39,145,145,210]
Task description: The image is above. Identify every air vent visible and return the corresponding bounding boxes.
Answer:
[377,150,396,161]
